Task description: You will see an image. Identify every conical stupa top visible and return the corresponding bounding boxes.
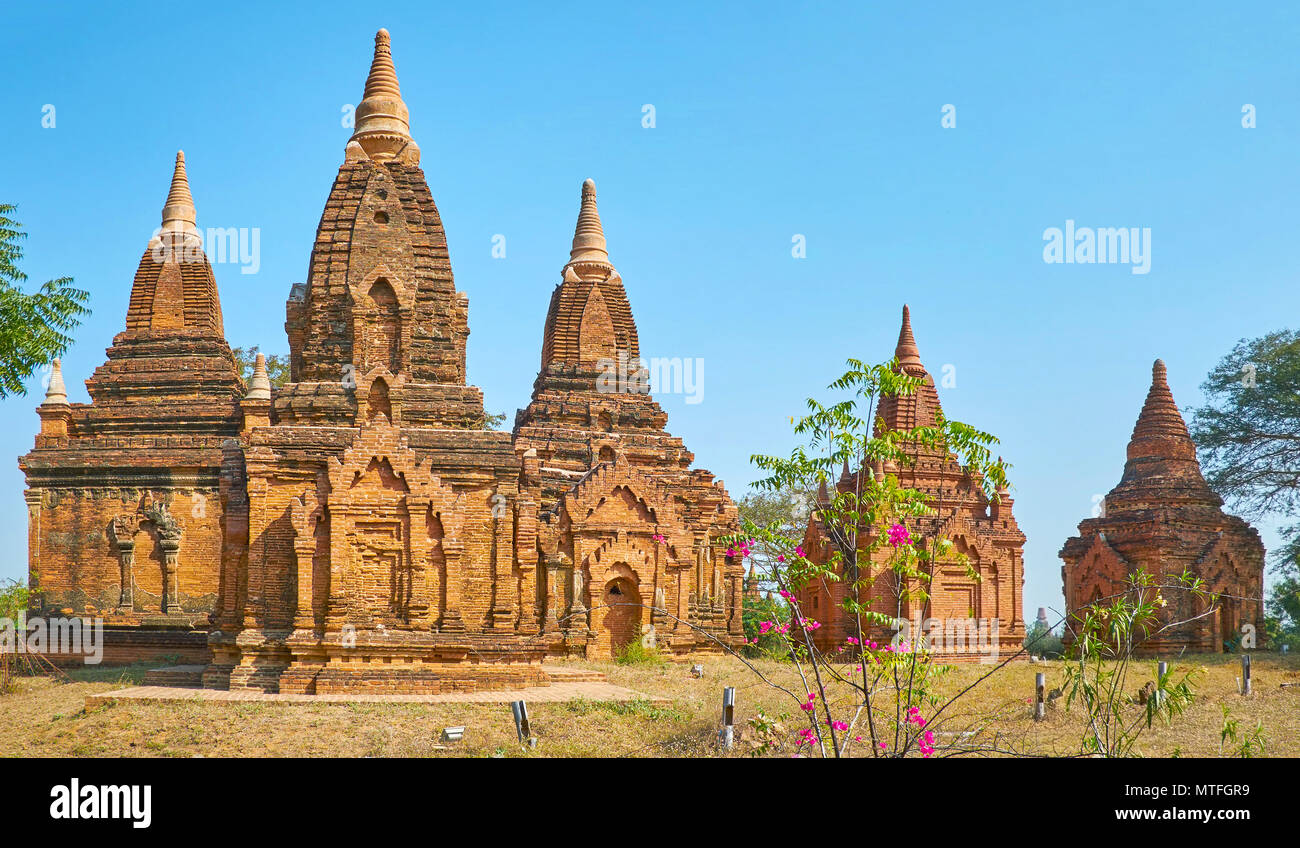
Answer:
[362,28,402,99]
[895,304,922,369]
[1126,359,1196,463]
[160,151,198,240]
[1096,358,1222,513]
[569,179,611,268]
[349,29,414,160]
[43,358,68,405]
[245,352,272,401]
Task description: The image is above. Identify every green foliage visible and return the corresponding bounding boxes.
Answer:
[0,578,33,694]
[0,578,29,621]
[1190,330,1300,569]
[613,639,667,667]
[1265,576,1300,652]
[0,204,90,398]
[483,410,509,431]
[1022,620,1064,659]
[231,345,290,387]
[1189,330,1300,650]
[1062,569,1206,757]
[744,709,790,756]
[1219,706,1267,758]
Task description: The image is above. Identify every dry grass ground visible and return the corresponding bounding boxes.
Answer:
[1,652,1297,757]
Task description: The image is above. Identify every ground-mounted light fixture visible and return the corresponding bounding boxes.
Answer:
[441,726,465,743]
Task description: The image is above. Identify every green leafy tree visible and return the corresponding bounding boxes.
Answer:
[0,205,90,398]
[737,486,812,597]
[231,345,290,387]
[1022,619,1064,659]
[1189,330,1300,647]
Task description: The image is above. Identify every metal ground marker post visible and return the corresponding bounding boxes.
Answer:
[1157,661,1167,708]
[720,687,735,749]
[511,699,535,748]
[1241,654,1252,696]
[1034,672,1045,721]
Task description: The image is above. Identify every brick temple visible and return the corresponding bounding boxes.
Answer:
[1060,360,1265,654]
[792,306,1027,661]
[19,29,743,693]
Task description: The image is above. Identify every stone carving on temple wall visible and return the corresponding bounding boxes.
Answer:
[108,495,186,614]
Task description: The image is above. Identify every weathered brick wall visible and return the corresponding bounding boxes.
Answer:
[27,487,223,623]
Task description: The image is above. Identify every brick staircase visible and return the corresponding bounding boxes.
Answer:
[142,664,206,688]
[543,666,608,685]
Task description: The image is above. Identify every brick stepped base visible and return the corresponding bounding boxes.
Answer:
[543,667,608,684]
[142,665,205,687]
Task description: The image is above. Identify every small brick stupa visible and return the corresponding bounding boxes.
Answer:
[793,306,1027,661]
[1060,360,1265,654]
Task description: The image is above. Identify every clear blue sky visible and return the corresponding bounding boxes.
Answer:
[3,1,1297,622]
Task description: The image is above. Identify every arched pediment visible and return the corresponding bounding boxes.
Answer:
[1068,533,1129,610]
[326,417,463,537]
[559,455,694,562]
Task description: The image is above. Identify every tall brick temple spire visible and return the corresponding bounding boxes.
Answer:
[121,151,225,337]
[1107,359,1220,510]
[878,304,942,433]
[82,151,242,424]
[536,179,640,375]
[280,27,479,425]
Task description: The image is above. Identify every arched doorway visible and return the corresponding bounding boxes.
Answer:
[601,576,642,655]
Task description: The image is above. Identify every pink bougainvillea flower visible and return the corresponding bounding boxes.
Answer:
[887,523,912,548]
[777,554,785,563]
[830,720,849,732]
[795,545,805,558]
